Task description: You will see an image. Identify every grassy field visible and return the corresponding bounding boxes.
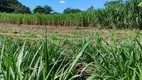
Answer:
[0,0,142,80]
[0,24,142,80]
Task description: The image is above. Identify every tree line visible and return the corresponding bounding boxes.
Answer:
[0,0,94,14]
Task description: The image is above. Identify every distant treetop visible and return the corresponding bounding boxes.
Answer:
[33,5,53,14]
[0,0,31,14]
[63,7,82,14]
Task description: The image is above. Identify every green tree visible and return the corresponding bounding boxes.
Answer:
[63,7,70,14]
[0,0,31,13]
[14,6,31,14]
[44,5,53,14]
[33,5,45,14]
[87,5,95,11]
[63,7,82,14]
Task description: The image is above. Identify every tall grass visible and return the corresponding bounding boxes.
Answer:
[0,0,142,29]
[0,12,95,27]
[0,30,142,80]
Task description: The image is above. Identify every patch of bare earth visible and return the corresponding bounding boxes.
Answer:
[74,63,94,80]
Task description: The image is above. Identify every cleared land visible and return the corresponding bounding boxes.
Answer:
[0,23,140,39]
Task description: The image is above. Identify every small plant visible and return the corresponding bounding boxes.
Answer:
[12,30,20,34]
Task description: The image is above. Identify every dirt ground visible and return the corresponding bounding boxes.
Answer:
[0,23,141,39]
[0,23,97,32]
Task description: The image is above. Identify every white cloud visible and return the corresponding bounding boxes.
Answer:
[59,0,65,4]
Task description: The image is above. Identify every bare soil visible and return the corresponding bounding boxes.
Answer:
[0,23,141,39]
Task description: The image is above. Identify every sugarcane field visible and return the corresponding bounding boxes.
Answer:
[0,0,142,80]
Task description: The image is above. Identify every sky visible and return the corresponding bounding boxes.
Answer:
[18,0,113,13]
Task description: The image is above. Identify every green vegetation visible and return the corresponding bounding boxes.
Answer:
[1,0,142,80]
[63,7,82,14]
[33,5,45,14]
[0,0,31,13]
[0,0,142,29]
[0,30,142,80]
[33,5,53,14]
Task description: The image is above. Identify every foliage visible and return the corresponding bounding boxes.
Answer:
[33,5,45,14]
[0,0,142,29]
[87,5,95,11]
[138,2,142,7]
[63,7,82,14]
[0,30,142,79]
[0,0,31,14]
[44,5,53,14]
[14,6,31,14]
[33,5,53,14]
